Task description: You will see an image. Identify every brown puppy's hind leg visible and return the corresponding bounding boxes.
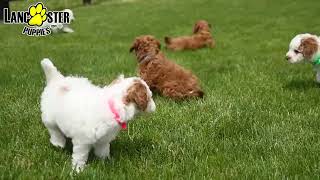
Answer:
[207,39,215,48]
[162,87,185,100]
[162,81,204,99]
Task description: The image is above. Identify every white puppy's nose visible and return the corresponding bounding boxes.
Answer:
[285,55,291,61]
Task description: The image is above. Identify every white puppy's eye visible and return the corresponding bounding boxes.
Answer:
[294,50,300,54]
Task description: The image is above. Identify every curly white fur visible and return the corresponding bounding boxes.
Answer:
[40,58,155,172]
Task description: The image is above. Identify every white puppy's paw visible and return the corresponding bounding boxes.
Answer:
[95,151,110,160]
[50,137,66,148]
[94,144,110,160]
[72,162,85,173]
[63,27,74,33]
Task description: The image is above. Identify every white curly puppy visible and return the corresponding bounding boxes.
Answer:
[286,33,320,82]
[40,58,156,172]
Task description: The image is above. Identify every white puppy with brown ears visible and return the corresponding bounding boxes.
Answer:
[40,58,156,173]
[286,33,320,82]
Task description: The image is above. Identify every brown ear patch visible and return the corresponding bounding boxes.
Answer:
[124,80,149,111]
[130,38,141,53]
[129,46,135,52]
[193,20,210,34]
[129,40,137,52]
[299,37,319,60]
[193,23,200,34]
[144,35,161,51]
[156,39,161,50]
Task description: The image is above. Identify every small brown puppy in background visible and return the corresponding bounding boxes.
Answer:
[164,20,215,51]
[130,35,204,100]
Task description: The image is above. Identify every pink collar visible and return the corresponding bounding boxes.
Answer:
[108,99,127,130]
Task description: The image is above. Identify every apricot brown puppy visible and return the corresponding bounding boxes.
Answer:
[130,35,204,100]
[164,20,215,51]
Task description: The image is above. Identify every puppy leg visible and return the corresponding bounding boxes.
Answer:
[316,71,320,83]
[72,143,91,173]
[42,115,66,148]
[47,126,66,148]
[207,39,215,48]
[172,46,183,51]
[162,82,203,99]
[162,83,184,99]
[62,26,74,33]
[93,141,110,160]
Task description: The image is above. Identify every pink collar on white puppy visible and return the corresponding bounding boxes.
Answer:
[108,99,127,129]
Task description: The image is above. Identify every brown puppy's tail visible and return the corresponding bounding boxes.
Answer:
[191,90,204,98]
[162,84,204,100]
[184,89,205,99]
[164,36,171,44]
[196,90,204,98]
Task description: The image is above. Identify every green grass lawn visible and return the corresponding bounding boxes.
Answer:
[1,0,320,178]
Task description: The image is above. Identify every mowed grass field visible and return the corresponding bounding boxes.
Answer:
[1,0,320,178]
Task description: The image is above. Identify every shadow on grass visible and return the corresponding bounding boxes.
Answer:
[284,79,320,91]
[61,138,73,155]
[109,137,153,160]
[55,138,153,165]
[151,89,206,104]
[198,64,235,76]
[57,137,153,163]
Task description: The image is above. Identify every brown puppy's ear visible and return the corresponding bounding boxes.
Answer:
[129,44,135,53]
[164,36,171,44]
[193,23,200,34]
[156,40,161,50]
[299,37,319,60]
[130,40,137,53]
[124,81,148,111]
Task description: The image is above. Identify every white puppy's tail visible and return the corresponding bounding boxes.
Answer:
[41,58,63,83]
